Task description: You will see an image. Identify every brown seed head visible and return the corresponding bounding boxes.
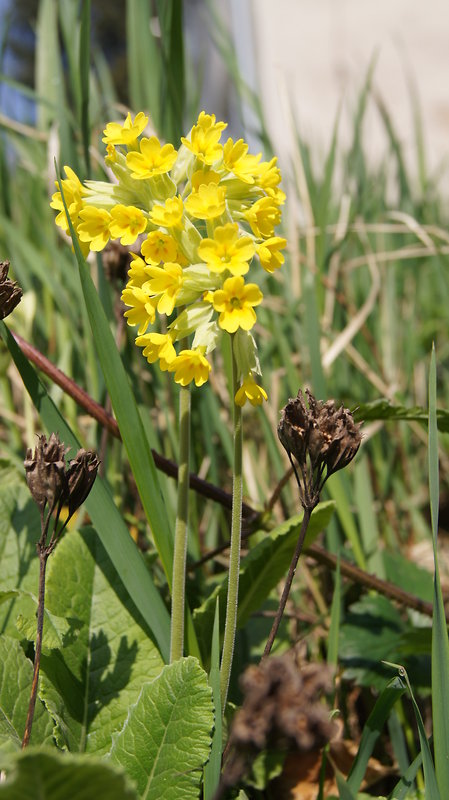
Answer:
[0,260,23,320]
[278,389,362,506]
[66,449,100,516]
[24,433,69,511]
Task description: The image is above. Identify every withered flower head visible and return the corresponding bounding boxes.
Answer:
[66,449,100,516]
[278,389,362,508]
[24,433,69,512]
[0,260,22,320]
[224,655,335,789]
[24,434,99,526]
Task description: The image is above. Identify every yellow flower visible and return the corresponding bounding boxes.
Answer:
[127,254,149,288]
[223,138,261,184]
[77,206,111,251]
[256,157,282,191]
[144,262,184,315]
[198,223,255,276]
[102,112,148,145]
[256,237,287,273]
[235,375,268,407]
[121,286,157,334]
[141,231,178,264]
[191,169,220,192]
[168,348,211,386]
[149,196,184,229]
[212,276,263,333]
[109,204,147,245]
[126,137,177,179]
[185,183,226,220]
[181,111,227,165]
[135,332,176,370]
[50,166,86,232]
[244,196,282,239]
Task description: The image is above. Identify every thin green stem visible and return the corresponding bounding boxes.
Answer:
[220,341,243,709]
[170,379,191,662]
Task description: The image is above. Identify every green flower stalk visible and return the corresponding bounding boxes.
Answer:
[51,110,285,682]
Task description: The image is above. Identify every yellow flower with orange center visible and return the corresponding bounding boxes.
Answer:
[212,276,263,333]
[126,137,178,179]
[109,204,147,245]
[198,223,255,276]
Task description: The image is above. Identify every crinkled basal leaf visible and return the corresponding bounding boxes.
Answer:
[0,465,40,639]
[0,748,138,799]
[39,528,164,755]
[109,657,214,799]
[0,637,54,766]
[194,501,335,660]
[0,589,73,650]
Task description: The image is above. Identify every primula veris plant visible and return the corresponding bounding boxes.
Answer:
[51,111,286,403]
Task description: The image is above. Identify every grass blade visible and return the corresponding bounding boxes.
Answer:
[79,0,91,175]
[0,319,171,662]
[429,346,449,794]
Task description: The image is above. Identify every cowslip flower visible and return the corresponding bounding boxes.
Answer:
[135,332,176,370]
[109,205,147,245]
[235,375,268,407]
[168,348,211,386]
[51,109,285,400]
[102,111,149,145]
[212,276,263,334]
[198,223,255,276]
[126,137,178,179]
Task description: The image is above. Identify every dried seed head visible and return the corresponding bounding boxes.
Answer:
[24,433,69,511]
[66,449,100,516]
[278,389,362,507]
[102,241,132,285]
[225,655,335,788]
[0,260,22,320]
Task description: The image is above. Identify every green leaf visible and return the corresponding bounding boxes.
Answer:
[346,675,405,794]
[327,554,341,668]
[353,398,449,433]
[0,590,72,649]
[109,656,214,799]
[0,748,138,799]
[38,528,164,755]
[0,320,171,662]
[194,502,335,660]
[0,637,54,766]
[429,347,449,794]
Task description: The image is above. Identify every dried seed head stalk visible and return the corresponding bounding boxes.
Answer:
[222,655,335,791]
[278,389,362,509]
[0,260,22,319]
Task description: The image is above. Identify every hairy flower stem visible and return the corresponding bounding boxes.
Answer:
[220,346,243,710]
[22,550,48,748]
[170,380,191,662]
[261,505,314,660]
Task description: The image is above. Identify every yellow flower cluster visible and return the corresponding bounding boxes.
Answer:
[51,111,286,405]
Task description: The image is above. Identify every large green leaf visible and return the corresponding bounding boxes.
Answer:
[0,320,171,661]
[194,502,335,659]
[0,637,54,766]
[0,749,137,799]
[109,656,214,799]
[0,589,71,649]
[38,528,164,756]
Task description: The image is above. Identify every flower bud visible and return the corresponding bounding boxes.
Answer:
[0,261,22,320]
